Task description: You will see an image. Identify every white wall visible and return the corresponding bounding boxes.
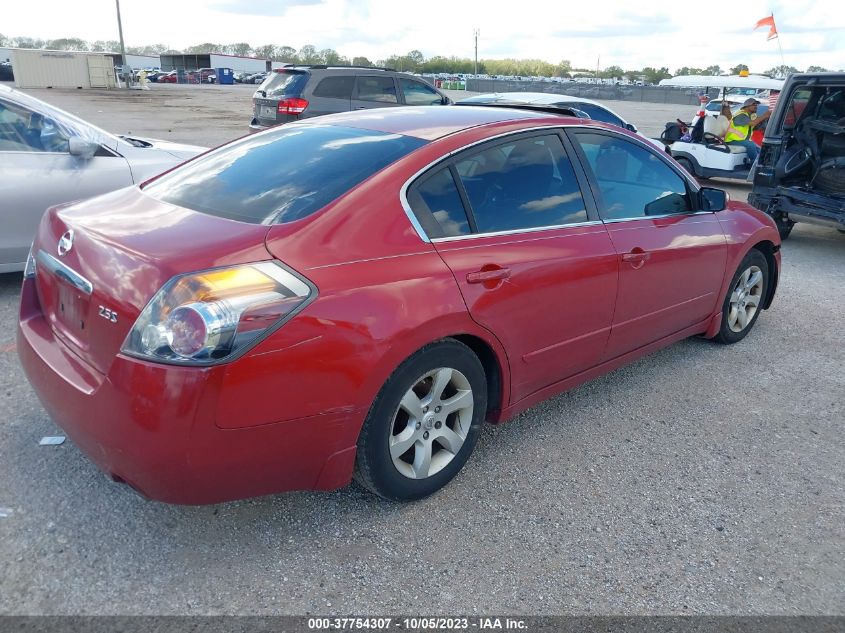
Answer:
[209,54,267,73]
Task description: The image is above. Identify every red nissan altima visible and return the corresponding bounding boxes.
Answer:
[18,106,781,504]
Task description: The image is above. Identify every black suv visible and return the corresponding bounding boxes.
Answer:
[750,73,845,239]
[249,66,451,132]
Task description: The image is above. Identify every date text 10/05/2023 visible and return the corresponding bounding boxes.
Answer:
[307,617,528,630]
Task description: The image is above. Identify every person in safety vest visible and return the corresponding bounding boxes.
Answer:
[725,98,770,162]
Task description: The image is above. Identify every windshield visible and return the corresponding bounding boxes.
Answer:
[0,86,114,148]
[257,70,308,97]
[143,124,427,224]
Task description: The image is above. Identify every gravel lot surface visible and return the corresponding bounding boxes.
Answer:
[0,83,842,616]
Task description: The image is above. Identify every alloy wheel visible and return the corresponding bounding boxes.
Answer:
[728,265,764,332]
[389,367,474,479]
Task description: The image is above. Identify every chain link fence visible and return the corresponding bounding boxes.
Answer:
[427,77,720,106]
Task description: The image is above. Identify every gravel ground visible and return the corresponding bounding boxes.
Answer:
[0,84,842,616]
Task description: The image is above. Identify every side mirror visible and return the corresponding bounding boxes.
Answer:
[441,95,451,105]
[68,136,100,159]
[700,187,727,212]
[625,122,638,133]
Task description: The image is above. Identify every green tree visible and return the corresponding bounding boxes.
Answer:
[12,37,45,49]
[765,65,798,78]
[0,33,10,47]
[704,65,722,75]
[352,56,373,67]
[253,44,276,60]
[805,65,829,72]
[298,44,320,64]
[674,66,704,76]
[227,42,253,57]
[319,48,345,65]
[602,65,624,79]
[45,38,89,51]
[730,63,749,74]
[90,39,120,52]
[275,46,297,62]
[554,60,572,77]
[184,43,224,53]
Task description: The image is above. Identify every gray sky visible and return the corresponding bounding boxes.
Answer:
[3,0,843,71]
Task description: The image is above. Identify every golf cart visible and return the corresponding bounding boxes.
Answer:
[659,74,784,180]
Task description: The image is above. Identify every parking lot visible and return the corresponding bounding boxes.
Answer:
[0,84,843,615]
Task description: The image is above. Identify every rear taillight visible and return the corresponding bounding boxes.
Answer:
[122,261,316,365]
[278,97,309,115]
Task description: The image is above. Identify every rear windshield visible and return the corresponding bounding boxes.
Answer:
[143,125,427,224]
[258,70,308,97]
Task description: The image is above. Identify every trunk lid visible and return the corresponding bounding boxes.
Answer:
[33,186,272,374]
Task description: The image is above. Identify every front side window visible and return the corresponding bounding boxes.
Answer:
[573,132,692,220]
[356,76,398,103]
[0,100,68,152]
[455,134,588,233]
[400,79,442,106]
[143,125,426,224]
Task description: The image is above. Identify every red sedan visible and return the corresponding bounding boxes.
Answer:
[18,107,781,504]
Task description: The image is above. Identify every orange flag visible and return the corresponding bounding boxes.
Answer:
[755,15,779,40]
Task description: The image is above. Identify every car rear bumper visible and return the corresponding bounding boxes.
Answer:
[17,276,361,504]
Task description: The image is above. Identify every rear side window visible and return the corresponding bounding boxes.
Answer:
[143,125,426,224]
[356,76,398,103]
[407,168,471,237]
[259,71,308,97]
[569,103,624,127]
[455,134,588,233]
[312,76,354,99]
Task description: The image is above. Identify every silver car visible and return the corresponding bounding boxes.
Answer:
[0,85,206,272]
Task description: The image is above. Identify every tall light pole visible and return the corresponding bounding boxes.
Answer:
[474,28,480,78]
[115,0,128,87]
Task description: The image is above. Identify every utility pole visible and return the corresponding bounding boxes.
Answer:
[596,55,600,82]
[115,0,128,88]
[474,28,480,78]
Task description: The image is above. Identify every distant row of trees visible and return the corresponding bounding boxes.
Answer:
[0,34,838,79]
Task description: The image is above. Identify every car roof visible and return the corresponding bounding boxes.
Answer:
[290,105,573,141]
[459,91,608,108]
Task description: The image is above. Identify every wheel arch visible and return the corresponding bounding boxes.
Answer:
[749,240,779,310]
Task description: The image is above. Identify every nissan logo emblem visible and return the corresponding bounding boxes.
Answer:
[58,230,74,257]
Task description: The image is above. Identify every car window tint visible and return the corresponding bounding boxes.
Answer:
[408,168,470,237]
[356,76,398,103]
[0,101,68,152]
[784,89,812,128]
[144,125,426,224]
[573,132,692,220]
[259,71,308,96]
[312,76,355,99]
[570,103,623,127]
[400,79,442,106]
[456,134,588,233]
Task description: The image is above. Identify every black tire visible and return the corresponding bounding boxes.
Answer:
[814,168,845,195]
[675,156,696,177]
[713,249,769,345]
[354,339,487,501]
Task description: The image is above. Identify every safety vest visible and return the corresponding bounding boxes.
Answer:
[725,110,753,142]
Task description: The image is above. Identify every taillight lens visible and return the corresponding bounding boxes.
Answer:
[278,97,309,115]
[122,261,315,365]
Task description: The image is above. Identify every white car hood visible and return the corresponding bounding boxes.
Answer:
[118,136,207,161]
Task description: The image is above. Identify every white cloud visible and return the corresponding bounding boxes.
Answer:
[2,0,842,71]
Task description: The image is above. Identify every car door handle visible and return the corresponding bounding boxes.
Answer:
[621,249,650,268]
[466,268,511,284]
